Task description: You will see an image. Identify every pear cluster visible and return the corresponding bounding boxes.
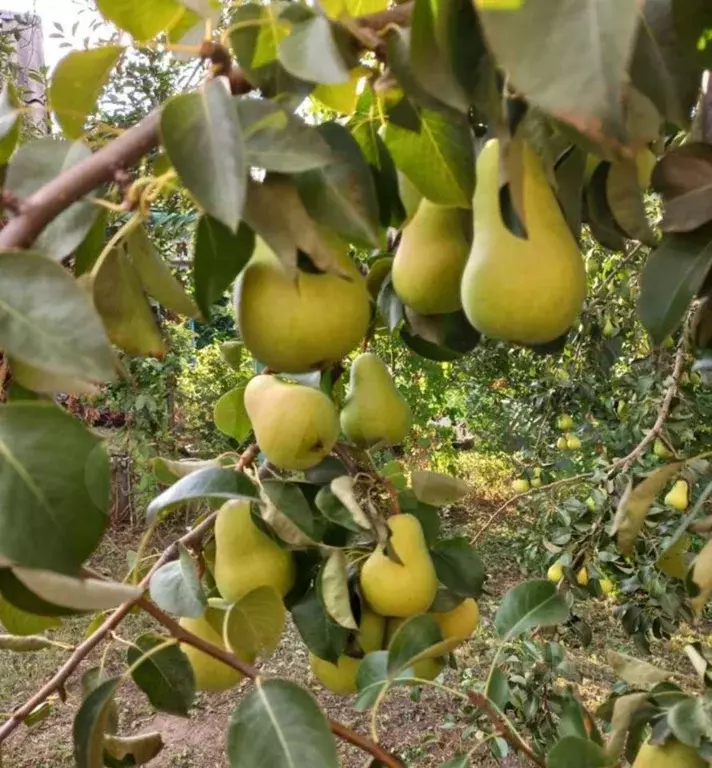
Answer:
[310,514,480,694]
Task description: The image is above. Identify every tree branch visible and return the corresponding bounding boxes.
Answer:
[139,599,406,768]
[0,444,260,743]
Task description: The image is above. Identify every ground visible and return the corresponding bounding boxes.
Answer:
[0,497,706,767]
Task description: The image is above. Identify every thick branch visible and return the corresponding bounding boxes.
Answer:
[139,599,406,768]
[0,444,260,742]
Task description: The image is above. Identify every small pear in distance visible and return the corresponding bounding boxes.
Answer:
[392,200,469,315]
[340,353,412,447]
[244,375,339,471]
[214,500,295,604]
[235,238,370,373]
[461,139,586,345]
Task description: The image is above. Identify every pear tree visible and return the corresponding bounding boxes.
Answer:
[2,1,712,767]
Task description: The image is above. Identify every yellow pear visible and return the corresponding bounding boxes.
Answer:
[179,614,253,692]
[512,478,530,493]
[566,434,581,450]
[632,739,706,768]
[653,438,672,459]
[356,607,387,654]
[461,139,586,345]
[576,567,588,586]
[309,653,360,695]
[556,414,574,431]
[244,375,339,470]
[556,436,568,450]
[235,238,370,373]
[360,514,437,617]
[432,598,479,641]
[392,200,469,315]
[547,562,564,583]
[599,577,614,595]
[665,480,689,512]
[340,353,412,447]
[214,500,295,604]
[586,497,597,512]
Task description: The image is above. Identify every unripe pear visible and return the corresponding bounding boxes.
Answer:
[547,562,564,582]
[556,436,568,450]
[602,318,615,338]
[244,375,339,470]
[556,414,573,431]
[566,434,581,450]
[214,500,295,604]
[235,238,370,373]
[530,477,542,488]
[179,614,254,692]
[512,478,530,493]
[576,567,588,586]
[309,653,360,695]
[632,738,706,768]
[585,497,596,512]
[653,438,672,459]
[360,514,437,617]
[340,353,412,447]
[432,598,479,641]
[392,200,469,315]
[461,139,586,345]
[665,480,689,512]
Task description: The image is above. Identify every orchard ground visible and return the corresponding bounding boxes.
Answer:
[0,451,706,768]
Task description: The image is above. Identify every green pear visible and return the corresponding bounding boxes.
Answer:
[360,514,437,617]
[632,739,706,768]
[179,613,254,692]
[340,353,412,447]
[392,200,469,315]
[214,500,295,604]
[461,139,586,345]
[653,438,672,459]
[244,374,340,470]
[235,238,370,373]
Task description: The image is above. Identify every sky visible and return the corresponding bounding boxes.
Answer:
[2,0,105,67]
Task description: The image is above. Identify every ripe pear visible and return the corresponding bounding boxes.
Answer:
[356,607,386,654]
[244,375,339,470]
[632,739,706,768]
[653,438,672,459]
[360,514,437,617]
[392,200,469,315]
[235,238,370,373]
[599,577,614,596]
[665,480,689,512]
[461,139,586,345]
[214,500,295,604]
[566,434,581,451]
[309,653,360,695]
[576,567,589,586]
[556,414,574,431]
[340,353,412,447]
[512,478,530,493]
[432,598,479,641]
[547,562,564,583]
[179,614,253,692]
[556,436,568,450]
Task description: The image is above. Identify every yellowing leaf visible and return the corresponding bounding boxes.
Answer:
[607,650,671,688]
[693,538,712,591]
[95,0,184,39]
[312,69,366,115]
[411,471,471,506]
[321,0,387,20]
[656,535,690,579]
[320,551,358,630]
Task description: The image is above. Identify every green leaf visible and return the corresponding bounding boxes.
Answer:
[607,650,672,688]
[0,595,61,636]
[411,470,470,506]
[477,0,640,141]
[147,467,259,522]
[611,464,683,555]
[667,697,709,748]
[397,492,440,544]
[227,678,339,767]
[262,481,322,540]
[74,208,109,277]
[547,736,611,768]
[0,633,53,652]
[50,46,123,138]
[383,108,474,207]
[486,666,510,711]
[4,139,98,260]
[315,486,362,533]
[151,457,223,485]
[319,551,357,630]
[606,160,657,246]
[161,78,246,231]
[127,633,195,716]
[387,614,443,674]
[278,15,351,85]
[0,84,19,164]
[494,580,569,640]
[295,122,382,248]
[73,678,119,768]
[291,588,348,663]
[638,226,712,345]
[194,216,255,320]
[224,586,286,658]
[149,544,206,619]
[93,247,165,358]
[0,251,116,384]
[355,650,415,710]
[439,757,469,768]
[238,99,332,173]
[0,569,80,617]
[214,386,251,442]
[104,732,164,765]
[430,538,484,597]
[124,226,200,318]
[95,0,184,39]
[0,403,110,574]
